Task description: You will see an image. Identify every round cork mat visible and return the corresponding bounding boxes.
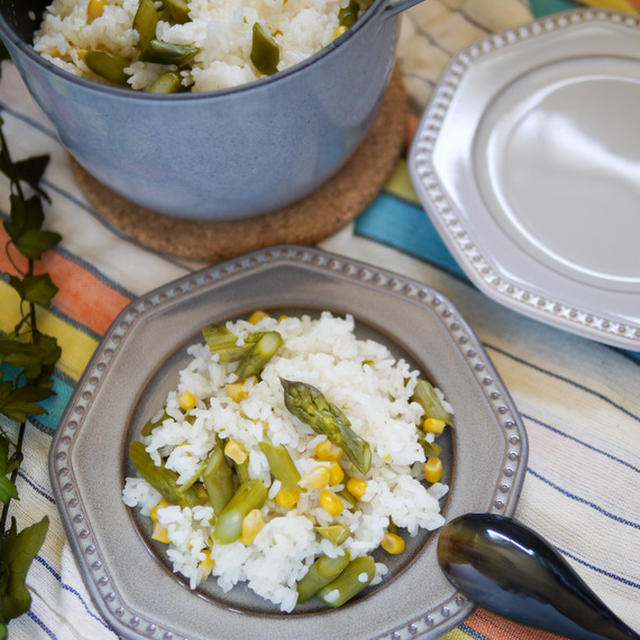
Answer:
[72,69,408,262]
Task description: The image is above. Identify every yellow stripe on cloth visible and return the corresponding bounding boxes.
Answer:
[0,280,97,381]
[384,159,420,204]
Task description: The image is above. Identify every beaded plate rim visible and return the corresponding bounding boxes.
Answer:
[49,245,528,640]
[409,8,640,351]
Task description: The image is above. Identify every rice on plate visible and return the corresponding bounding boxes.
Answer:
[122,311,452,612]
[33,0,373,92]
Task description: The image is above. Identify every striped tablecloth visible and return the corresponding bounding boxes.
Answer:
[1,1,639,638]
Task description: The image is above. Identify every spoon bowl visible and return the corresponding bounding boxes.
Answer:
[437,513,640,640]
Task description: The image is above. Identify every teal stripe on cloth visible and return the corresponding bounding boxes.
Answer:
[0,364,73,433]
[530,0,579,15]
[354,194,466,280]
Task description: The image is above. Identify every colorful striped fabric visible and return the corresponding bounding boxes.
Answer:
[1,1,639,638]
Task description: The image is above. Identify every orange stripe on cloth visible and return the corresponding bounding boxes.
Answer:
[465,607,571,640]
[1,228,130,336]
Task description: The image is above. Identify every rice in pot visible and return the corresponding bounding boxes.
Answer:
[122,311,451,612]
[34,0,373,92]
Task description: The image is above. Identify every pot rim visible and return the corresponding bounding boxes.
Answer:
[0,0,390,101]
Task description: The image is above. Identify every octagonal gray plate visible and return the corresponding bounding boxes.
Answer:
[409,9,640,351]
[49,245,527,640]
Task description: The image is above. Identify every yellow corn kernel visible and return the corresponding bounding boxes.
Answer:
[301,465,331,491]
[334,24,348,39]
[277,315,288,322]
[248,310,269,324]
[239,508,265,545]
[199,549,215,579]
[328,462,344,486]
[314,440,343,462]
[346,477,367,500]
[422,417,446,434]
[149,498,171,523]
[151,522,170,543]
[87,0,106,22]
[319,490,343,516]
[383,453,392,463]
[381,532,405,554]
[42,48,62,58]
[225,382,248,403]
[224,439,248,464]
[424,456,443,483]
[275,486,300,509]
[178,390,196,411]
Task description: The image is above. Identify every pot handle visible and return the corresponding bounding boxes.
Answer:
[382,0,424,17]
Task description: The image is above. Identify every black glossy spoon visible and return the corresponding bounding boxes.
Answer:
[437,513,640,640]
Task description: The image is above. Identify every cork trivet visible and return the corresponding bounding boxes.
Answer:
[71,68,408,262]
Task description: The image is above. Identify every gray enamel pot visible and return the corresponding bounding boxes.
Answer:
[0,0,422,221]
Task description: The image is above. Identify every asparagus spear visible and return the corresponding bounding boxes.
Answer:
[129,441,199,507]
[202,446,234,515]
[235,331,283,380]
[412,378,453,426]
[297,551,351,603]
[316,556,375,607]
[281,379,371,475]
[213,479,267,544]
[202,324,261,362]
[258,440,301,489]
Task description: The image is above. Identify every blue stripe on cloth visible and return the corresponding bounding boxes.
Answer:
[0,364,73,433]
[558,546,640,591]
[34,556,119,636]
[524,414,640,474]
[355,195,640,364]
[26,610,58,640]
[485,344,640,422]
[0,102,59,140]
[354,193,466,281]
[18,470,56,505]
[527,468,640,529]
[459,622,492,640]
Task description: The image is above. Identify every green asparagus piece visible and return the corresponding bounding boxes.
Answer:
[129,441,199,507]
[235,331,283,380]
[337,488,357,510]
[213,479,268,544]
[297,551,351,603]
[314,524,350,545]
[84,50,130,85]
[133,0,158,51]
[281,379,371,475]
[234,458,250,484]
[316,555,375,607]
[164,0,191,24]
[140,411,168,437]
[140,39,199,66]
[419,438,443,457]
[412,379,453,426]
[338,0,360,27]
[203,446,234,515]
[146,71,182,93]
[250,22,280,75]
[202,324,262,362]
[258,440,300,489]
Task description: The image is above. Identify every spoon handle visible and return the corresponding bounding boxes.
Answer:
[437,514,640,640]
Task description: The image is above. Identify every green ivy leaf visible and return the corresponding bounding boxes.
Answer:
[22,195,44,232]
[12,156,50,202]
[14,229,61,261]
[0,477,17,506]
[3,194,26,242]
[6,275,23,299]
[0,41,9,63]
[20,274,58,307]
[0,386,52,423]
[0,516,49,625]
[0,340,44,380]
[0,437,9,475]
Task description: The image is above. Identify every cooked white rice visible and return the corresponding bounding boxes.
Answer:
[34,0,371,91]
[122,311,449,612]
